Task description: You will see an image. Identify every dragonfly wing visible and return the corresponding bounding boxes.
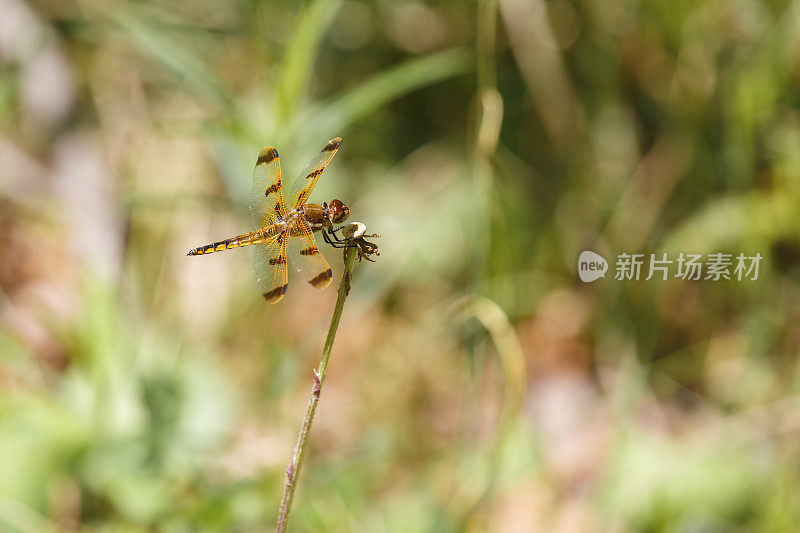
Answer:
[253,233,288,303]
[288,138,342,209]
[250,146,287,229]
[288,219,332,289]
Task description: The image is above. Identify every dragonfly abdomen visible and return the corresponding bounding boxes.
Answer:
[187,228,279,255]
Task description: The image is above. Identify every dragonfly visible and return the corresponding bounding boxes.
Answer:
[187,138,350,303]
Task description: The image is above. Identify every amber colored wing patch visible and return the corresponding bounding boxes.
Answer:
[287,219,332,289]
[253,233,288,303]
[288,138,342,209]
[250,146,287,229]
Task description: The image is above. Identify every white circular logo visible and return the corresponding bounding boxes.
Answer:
[578,251,608,282]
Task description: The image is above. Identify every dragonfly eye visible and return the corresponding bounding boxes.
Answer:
[329,199,349,224]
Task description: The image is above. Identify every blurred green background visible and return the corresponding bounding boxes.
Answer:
[2,0,800,531]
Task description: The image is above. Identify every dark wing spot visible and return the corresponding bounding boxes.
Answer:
[269,255,287,265]
[265,182,281,196]
[322,138,342,152]
[300,246,319,256]
[308,268,333,288]
[257,147,279,165]
[262,284,288,303]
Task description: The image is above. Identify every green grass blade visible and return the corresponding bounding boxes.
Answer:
[275,0,344,123]
[305,48,472,138]
[109,7,232,108]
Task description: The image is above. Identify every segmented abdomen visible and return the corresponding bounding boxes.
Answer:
[187,228,278,256]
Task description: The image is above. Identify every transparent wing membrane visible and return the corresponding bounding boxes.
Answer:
[250,146,287,229]
[288,138,342,209]
[287,219,332,289]
[245,141,341,301]
[253,234,288,303]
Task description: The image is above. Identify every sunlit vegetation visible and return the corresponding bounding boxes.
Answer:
[1,0,799,531]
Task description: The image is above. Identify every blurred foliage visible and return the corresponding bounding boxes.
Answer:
[1,0,800,531]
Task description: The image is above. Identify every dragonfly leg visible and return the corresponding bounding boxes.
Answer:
[321,229,350,248]
[328,226,348,243]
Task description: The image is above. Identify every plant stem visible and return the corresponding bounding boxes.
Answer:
[276,246,358,532]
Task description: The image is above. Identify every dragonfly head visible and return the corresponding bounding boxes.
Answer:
[328,199,350,224]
